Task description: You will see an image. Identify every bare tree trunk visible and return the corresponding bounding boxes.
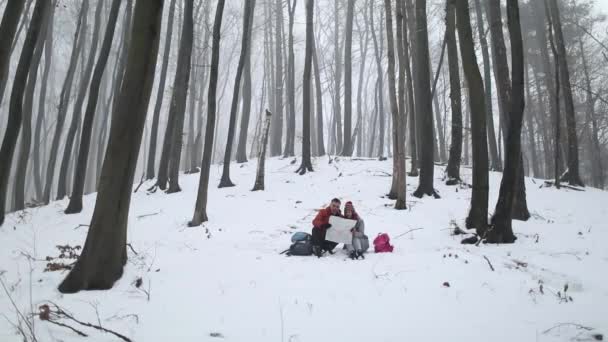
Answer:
[32,7,54,202]
[355,3,370,157]
[333,0,343,154]
[253,110,272,190]
[189,0,225,226]
[65,0,122,214]
[283,0,296,157]
[56,0,104,201]
[0,0,47,225]
[403,0,418,176]
[488,0,523,244]
[340,0,354,156]
[456,0,488,234]
[146,0,177,180]
[236,2,255,164]
[474,0,501,171]
[384,0,406,209]
[42,0,88,205]
[547,0,583,187]
[13,1,53,211]
[165,0,194,193]
[369,1,385,159]
[58,0,163,293]
[297,0,315,175]
[0,0,26,106]
[219,0,256,187]
[312,38,326,156]
[524,62,540,178]
[269,0,284,157]
[412,0,437,198]
[445,0,462,185]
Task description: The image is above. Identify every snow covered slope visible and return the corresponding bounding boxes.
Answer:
[1,157,607,341]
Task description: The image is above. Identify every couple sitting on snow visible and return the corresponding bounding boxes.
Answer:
[311,198,367,259]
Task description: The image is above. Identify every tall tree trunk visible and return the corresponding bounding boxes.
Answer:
[340,0,354,156]
[312,38,326,156]
[189,0,225,226]
[56,0,104,201]
[445,0,462,185]
[236,3,255,164]
[474,0,501,171]
[384,0,406,210]
[487,0,530,221]
[456,0,488,234]
[269,0,284,157]
[219,0,256,187]
[42,0,88,205]
[13,1,53,211]
[369,1,385,158]
[412,0,437,198]
[253,110,272,190]
[32,7,54,202]
[65,0,122,214]
[332,0,343,154]
[58,0,163,293]
[297,0,315,175]
[146,0,177,180]
[0,0,47,225]
[488,0,523,244]
[165,0,194,193]
[0,0,26,106]
[389,0,406,198]
[524,62,540,178]
[355,4,370,158]
[283,0,297,157]
[547,0,583,186]
[403,0,418,176]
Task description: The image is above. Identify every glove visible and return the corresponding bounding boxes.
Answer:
[321,223,332,230]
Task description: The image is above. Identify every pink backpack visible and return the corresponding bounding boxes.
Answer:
[373,233,394,253]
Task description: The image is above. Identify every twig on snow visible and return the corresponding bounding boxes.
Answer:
[483,255,495,272]
[136,212,159,219]
[394,228,424,239]
[126,243,138,256]
[542,323,594,335]
[73,224,89,230]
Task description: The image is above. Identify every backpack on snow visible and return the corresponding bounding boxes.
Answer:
[373,233,394,253]
[281,232,313,256]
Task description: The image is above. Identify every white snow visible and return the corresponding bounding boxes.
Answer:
[1,157,607,342]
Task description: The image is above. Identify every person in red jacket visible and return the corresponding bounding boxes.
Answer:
[311,198,342,257]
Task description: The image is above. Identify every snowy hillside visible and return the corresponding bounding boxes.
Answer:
[1,157,607,342]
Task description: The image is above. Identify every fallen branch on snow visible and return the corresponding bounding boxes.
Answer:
[542,322,594,335]
[394,228,424,239]
[483,255,495,271]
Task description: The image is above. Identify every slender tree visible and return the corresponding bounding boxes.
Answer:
[312,38,326,156]
[445,0,462,185]
[270,0,284,157]
[283,0,297,157]
[547,0,583,186]
[412,0,437,198]
[403,0,418,176]
[65,0,122,214]
[165,0,195,193]
[488,0,524,244]
[369,1,385,158]
[0,0,26,104]
[189,0,226,226]
[341,0,355,156]
[236,1,256,164]
[56,0,104,200]
[42,0,88,205]
[58,0,164,293]
[456,0,488,235]
[0,0,48,225]
[253,110,273,190]
[297,0,315,175]
[219,0,256,187]
[384,0,406,209]
[147,0,177,180]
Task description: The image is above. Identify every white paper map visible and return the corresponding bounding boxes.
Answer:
[326,216,357,244]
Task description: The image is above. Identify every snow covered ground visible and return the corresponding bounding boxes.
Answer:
[1,157,607,342]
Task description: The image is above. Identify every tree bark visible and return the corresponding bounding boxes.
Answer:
[189,0,225,226]
[165,0,195,193]
[297,0,315,175]
[312,39,326,156]
[474,0,501,171]
[146,0,177,180]
[412,0,437,198]
[547,0,583,187]
[58,0,163,293]
[369,1,385,159]
[403,0,418,176]
[0,0,26,106]
[236,2,255,164]
[283,0,297,157]
[0,0,47,225]
[445,0,462,185]
[65,0,122,214]
[384,0,406,210]
[488,0,524,244]
[253,110,273,190]
[269,0,284,157]
[456,0,488,234]
[219,0,256,187]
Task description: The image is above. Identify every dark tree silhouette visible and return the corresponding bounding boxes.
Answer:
[0,0,26,104]
[445,0,462,185]
[297,0,315,175]
[58,0,164,293]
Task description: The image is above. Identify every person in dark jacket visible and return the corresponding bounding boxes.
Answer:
[311,198,342,257]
